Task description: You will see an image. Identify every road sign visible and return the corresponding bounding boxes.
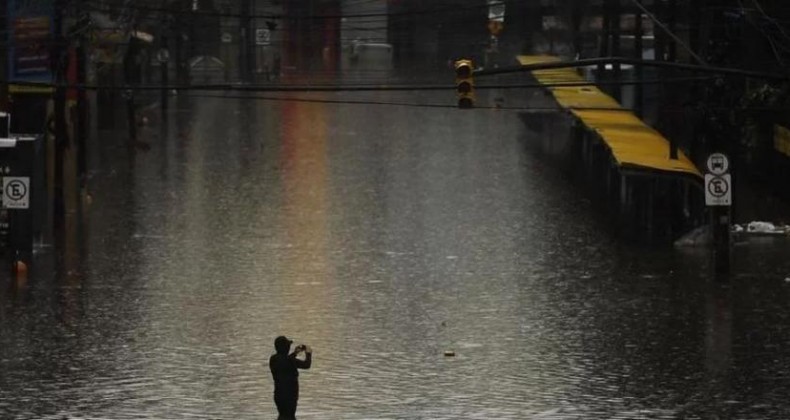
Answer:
[705,174,731,206]
[2,176,30,209]
[706,152,729,175]
[487,0,505,22]
[156,48,170,63]
[255,28,271,46]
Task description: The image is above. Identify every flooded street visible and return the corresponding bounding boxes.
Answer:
[2,85,790,419]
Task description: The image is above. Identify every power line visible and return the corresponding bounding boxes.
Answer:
[182,91,597,112]
[628,0,707,65]
[164,92,790,113]
[80,0,503,21]
[737,0,787,66]
[0,75,716,93]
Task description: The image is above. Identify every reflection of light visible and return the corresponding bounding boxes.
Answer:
[60,104,85,327]
[279,96,332,333]
[705,287,732,378]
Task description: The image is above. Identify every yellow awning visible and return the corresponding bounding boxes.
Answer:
[517,55,702,178]
[9,84,54,94]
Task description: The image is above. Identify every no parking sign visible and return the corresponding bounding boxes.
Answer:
[704,153,731,206]
[2,176,29,209]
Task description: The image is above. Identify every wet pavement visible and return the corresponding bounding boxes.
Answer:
[2,74,790,419]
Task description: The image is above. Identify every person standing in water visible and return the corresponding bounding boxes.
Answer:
[270,336,312,420]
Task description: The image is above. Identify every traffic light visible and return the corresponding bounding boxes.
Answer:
[455,59,475,109]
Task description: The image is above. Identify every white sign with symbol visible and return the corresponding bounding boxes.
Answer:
[705,174,731,206]
[156,48,170,63]
[255,28,271,46]
[487,0,505,22]
[706,152,729,175]
[2,176,30,209]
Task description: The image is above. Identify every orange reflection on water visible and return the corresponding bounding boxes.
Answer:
[278,95,334,341]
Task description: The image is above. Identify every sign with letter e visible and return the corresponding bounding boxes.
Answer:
[2,176,30,209]
[705,174,731,206]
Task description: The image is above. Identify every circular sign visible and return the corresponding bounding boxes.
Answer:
[707,175,729,198]
[5,179,27,201]
[706,153,729,175]
[156,48,170,63]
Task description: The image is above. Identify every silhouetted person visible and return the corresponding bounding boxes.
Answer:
[270,336,312,420]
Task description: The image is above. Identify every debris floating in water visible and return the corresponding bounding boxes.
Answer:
[444,350,456,357]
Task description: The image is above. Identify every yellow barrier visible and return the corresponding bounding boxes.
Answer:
[517,55,702,178]
[774,125,790,158]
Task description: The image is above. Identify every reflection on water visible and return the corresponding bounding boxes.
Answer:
[1,92,790,419]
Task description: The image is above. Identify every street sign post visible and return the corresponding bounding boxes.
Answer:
[706,152,729,175]
[704,174,731,206]
[487,0,505,22]
[704,152,731,277]
[0,135,42,269]
[2,176,30,209]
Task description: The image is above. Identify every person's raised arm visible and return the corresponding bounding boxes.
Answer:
[293,345,312,369]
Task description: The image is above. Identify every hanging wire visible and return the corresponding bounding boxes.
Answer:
[628,0,707,65]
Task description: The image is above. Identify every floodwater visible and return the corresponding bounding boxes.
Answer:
[2,80,790,419]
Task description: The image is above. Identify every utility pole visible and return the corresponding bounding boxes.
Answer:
[598,0,611,85]
[571,3,582,59]
[240,0,251,83]
[689,0,702,55]
[650,0,679,160]
[123,36,137,144]
[174,0,185,86]
[666,0,677,63]
[161,11,170,114]
[634,7,644,117]
[0,0,8,112]
[653,0,666,62]
[611,0,621,102]
[667,0,678,160]
[76,8,88,194]
[53,0,68,238]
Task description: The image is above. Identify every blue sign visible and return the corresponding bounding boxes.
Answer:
[7,0,54,83]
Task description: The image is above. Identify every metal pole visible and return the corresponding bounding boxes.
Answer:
[248,0,257,80]
[571,3,582,58]
[240,0,251,83]
[654,0,678,160]
[611,0,622,102]
[161,14,169,114]
[690,0,702,55]
[668,0,678,160]
[123,37,137,143]
[667,0,677,62]
[77,23,88,190]
[0,0,8,112]
[174,1,185,86]
[712,206,731,277]
[634,8,644,117]
[53,0,67,236]
[598,0,611,84]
